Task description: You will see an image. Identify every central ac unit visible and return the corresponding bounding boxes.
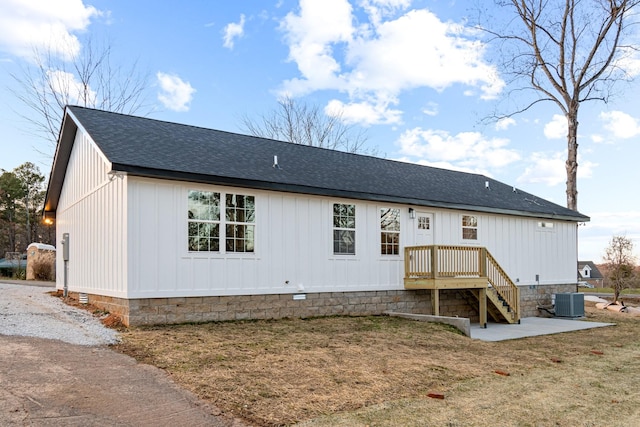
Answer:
[555,293,584,317]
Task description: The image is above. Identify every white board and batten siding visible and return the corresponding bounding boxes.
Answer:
[55,130,128,297]
[125,177,578,298]
[127,177,406,298]
[55,129,578,298]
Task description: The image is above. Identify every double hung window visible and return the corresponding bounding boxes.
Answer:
[380,208,400,255]
[462,215,478,240]
[188,191,220,252]
[225,194,255,252]
[188,190,255,253]
[333,203,356,254]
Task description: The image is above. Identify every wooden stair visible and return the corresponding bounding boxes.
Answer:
[466,287,519,324]
[404,245,520,325]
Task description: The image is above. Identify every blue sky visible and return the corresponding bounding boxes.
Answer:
[0,0,638,262]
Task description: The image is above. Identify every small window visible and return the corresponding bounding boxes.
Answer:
[225,194,255,253]
[380,208,400,255]
[333,203,356,254]
[188,190,220,251]
[462,215,477,240]
[418,216,430,230]
[538,221,554,229]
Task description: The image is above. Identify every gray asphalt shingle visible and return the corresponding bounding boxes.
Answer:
[59,106,588,221]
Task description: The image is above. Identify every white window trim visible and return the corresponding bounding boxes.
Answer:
[331,202,357,256]
[187,189,257,256]
[461,214,479,242]
[380,207,401,256]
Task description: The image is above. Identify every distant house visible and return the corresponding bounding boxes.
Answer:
[578,261,604,288]
[43,106,590,326]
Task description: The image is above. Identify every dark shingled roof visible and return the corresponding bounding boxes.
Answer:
[44,106,589,222]
[578,261,604,279]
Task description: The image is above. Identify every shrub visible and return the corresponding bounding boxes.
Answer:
[31,259,53,281]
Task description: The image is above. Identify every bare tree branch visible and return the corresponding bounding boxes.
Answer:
[240,96,373,155]
[8,34,152,152]
[479,0,640,210]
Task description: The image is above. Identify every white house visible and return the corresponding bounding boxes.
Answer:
[44,106,589,326]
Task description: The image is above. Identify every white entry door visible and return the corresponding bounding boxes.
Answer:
[414,212,433,246]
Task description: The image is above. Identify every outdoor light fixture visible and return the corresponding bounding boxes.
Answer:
[409,207,415,219]
[43,212,55,225]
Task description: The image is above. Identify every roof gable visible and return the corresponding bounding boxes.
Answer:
[45,106,590,222]
[578,261,604,279]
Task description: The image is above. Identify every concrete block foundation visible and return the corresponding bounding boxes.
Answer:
[70,283,579,327]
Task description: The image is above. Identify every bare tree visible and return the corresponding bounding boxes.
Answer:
[9,35,151,149]
[241,96,371,154]
[603,235,637,302]
[481,0,640,211]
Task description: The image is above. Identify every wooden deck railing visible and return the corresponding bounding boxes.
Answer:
[405,245,484,279]
[485,250,519,319]
[404,245,519,317]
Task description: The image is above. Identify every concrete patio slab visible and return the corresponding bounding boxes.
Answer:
[470,316,614,341]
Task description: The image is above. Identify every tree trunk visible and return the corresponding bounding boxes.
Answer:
[565,108,579,211]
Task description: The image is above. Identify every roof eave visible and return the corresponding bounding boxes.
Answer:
[43,107,79,216]
[111,164,590,223]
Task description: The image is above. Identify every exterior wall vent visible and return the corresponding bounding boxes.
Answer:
[555,293,584,317]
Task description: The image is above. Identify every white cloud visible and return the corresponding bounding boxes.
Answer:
[600,110,640,139]
[517,151,597,186]
[615,46,640,78]
[278,2,504,126]
[396,128,520,172]
[325,97,402,125]
[47,69,96,105]
[393,156,484,175]
[543,114,566,139]
[359,0,411,27]
[495,117,515,131]
[0,0,101,60]
[223,14,246,49]
[422,102,438,116]
[156,72,196,112]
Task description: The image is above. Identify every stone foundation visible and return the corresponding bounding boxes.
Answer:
[71,284,578,327]
[75,289,480,327]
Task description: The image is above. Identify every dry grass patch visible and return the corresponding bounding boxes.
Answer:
[114,304,640,426]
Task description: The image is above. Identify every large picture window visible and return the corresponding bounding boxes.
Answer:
[188,190,255,253]
[333,203,356,254]
[380,208,400,255]
[462,215,478,240]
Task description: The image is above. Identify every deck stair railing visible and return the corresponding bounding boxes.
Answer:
[405,245,520,323]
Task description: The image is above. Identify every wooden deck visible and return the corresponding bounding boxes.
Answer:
[404,245,520,325]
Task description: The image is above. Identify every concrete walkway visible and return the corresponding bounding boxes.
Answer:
[470,316,613,341]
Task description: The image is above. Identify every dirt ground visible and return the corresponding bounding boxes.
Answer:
[3,283,638,426]
[0,282,247,427]
[115,298,640,427]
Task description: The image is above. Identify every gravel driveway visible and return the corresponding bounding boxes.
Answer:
[0,281,245,426]
[0,282,118,346]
